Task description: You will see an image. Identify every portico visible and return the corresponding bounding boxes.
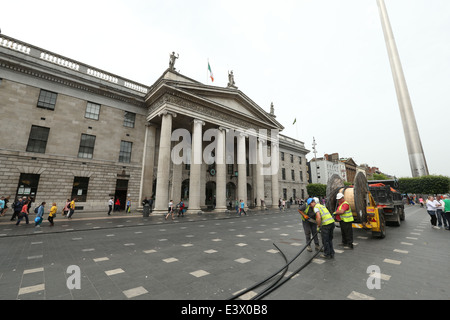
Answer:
[140,69,283,214]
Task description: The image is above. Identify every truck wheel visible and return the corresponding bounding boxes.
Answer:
[393,207,401,227]
[400,206,405,221]
[373,211,386,239]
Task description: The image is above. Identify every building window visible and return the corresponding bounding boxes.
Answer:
[227,164,233,175]
[123,112,136,128]
[26,125,50,154]
[71,177,89,202]
[85,102,100,120]
[37,89,57,110]
[119,141,133,163]
[300,171,303,182]
[281,152,285,161]
[283,188,287,200]
[78,134,96,159]
[299,156,302,165]
[290,154,294,163]
[291,170,295,181]
[281,168,286,180]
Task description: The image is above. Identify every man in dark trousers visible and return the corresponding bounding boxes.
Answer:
[298,199,320,252]
[334,192,354,249]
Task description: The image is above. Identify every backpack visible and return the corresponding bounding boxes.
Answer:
[34,205,40,214]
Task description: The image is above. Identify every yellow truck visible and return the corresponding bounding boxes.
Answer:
[326,172,386,239]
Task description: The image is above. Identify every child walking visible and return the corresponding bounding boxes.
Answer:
[48,202,57,226]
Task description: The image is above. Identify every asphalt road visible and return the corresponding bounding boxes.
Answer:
[0,205,448,301]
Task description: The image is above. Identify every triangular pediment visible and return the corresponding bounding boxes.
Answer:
[145,69,283,131]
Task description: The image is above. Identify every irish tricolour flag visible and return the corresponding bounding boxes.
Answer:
[208,62,214,82]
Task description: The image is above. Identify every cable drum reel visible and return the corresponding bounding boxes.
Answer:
[326,172,369,223]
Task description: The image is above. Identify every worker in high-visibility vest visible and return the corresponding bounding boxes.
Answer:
[334,192,354,249]
[298,199,320,252]
[309,198,335,259]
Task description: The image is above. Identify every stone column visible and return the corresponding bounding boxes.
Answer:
[154,111,176,214]
[187,119,205,214]
[138,123,156,208]
[170,162,182,204]
[214,127,228,212]
[255,137,265,210]
[271,141,280,208]
[237,132,247,209]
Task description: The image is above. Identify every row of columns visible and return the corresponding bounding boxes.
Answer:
[140,111,280,215]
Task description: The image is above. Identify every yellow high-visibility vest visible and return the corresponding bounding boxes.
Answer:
[315,204,335,226]
[338,201,354,222]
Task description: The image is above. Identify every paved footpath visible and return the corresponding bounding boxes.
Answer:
[0,205,449,301]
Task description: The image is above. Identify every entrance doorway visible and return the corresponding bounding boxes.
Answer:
[16,173,40,201]
[114,179,128,211]
[205,181,216,208]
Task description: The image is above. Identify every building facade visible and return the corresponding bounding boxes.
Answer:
[309,153,347,185]
[0,35,309,213]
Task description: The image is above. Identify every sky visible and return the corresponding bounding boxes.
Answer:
[2,0,449,178]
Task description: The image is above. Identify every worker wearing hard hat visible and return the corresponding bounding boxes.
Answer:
[308,198,335,259]
[334,192,354,249]
[298,199,321,252]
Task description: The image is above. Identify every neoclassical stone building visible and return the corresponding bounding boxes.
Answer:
[0,34,309,213]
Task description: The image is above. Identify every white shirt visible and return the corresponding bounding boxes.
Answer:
[426,200,439,211]
[108,199,113,206]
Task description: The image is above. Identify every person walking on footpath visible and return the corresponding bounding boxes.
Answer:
[334,192,354,249]
[67,198,76,219]
[239,199,247,216]
[107,197,113,216]
[298,199,320,252]
[63,199,70,216]
[309,198,335,259]
[426,196,440,229]
[10,197,23,221]
[436,196,448,229]
[165,199,174,220]
[442,195,450,230]
[48,202,57,226]
[114,198,121,212]
[34,202,46,227]
[126,198,131,213]
[15,200,29,225]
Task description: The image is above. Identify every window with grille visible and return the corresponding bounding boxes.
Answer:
[85,102,100,120]
[123,112,136,128]
[119,140,132,163]
[37,89,57,110]
[78,134,96,159]
[26,125,50,153]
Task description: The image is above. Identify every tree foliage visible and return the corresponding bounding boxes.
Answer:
[306,183,327,198]
[398,175,450,195]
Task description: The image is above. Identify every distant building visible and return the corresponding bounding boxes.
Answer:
[309,153,347,184]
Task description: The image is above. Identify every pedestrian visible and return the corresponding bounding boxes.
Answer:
[297,199,320,252]
[16,200,29,225]
[309,198,335,259]
[63,199,70,216]
[177,199,185,217]
[281,199,286,211]
[0,197,5,216]
[1,195,10,217]
[425,196,439,229]
[165,200,174,220]
[108,197,113,216]
[67,198,76,219]
[10,197,23,221]
[419,197,424,207]
[126,198,131,213]
[333,192,354,249]
[48,202,57,226]
[239,199,247,216]
[436,196,448,229]
[442,195,450,230]
[235,199,239,215]
[114,198,120,212]
[34,202,46,227]
[148,197,154,214]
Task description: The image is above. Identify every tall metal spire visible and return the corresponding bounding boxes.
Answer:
[377,0,429,177]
